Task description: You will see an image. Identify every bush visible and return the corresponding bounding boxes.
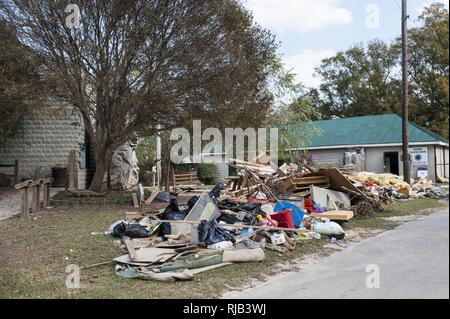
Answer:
[278,155,292,167]
[197,164,217,185]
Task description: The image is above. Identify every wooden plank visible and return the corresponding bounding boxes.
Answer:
[125,212,143,222]
[36,182,41,210]
[15,180,32,190]
[328,194,339,211]
[21,188,29,218]
[174,173,197,178]
[42,182,49,209]
[67,150,78,189]
[131,193,139,208]
[304,168,364,196]
[144,189,160,205]
[31,185,38,214]
[123,238,137,260]
[310,210,354,221]
[291,177,329,185]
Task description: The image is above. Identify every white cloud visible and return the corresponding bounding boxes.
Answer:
[284,49,336,88]
[244,0,353,33]
[417,0,449,14]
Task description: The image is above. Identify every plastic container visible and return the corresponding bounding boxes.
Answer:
[274,201,304,228]
[270,209,295,228]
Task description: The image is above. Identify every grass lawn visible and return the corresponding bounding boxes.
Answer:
[0,197,447,298]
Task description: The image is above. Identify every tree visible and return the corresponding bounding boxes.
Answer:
[0,0,280,191]
[314,3,449,138]
[407,3,449,138]
[315,40,400,119]
[265,66,322,155]
[0,20,42,144]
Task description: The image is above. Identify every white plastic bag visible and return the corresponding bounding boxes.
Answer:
[312,222,345,236]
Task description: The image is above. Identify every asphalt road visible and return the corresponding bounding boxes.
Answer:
[230,208,449,299]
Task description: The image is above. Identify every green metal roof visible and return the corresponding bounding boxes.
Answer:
[288,114,449,149]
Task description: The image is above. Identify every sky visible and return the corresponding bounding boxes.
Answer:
[242,0,449,88]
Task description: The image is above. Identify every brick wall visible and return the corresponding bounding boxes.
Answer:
[0,104,93,188]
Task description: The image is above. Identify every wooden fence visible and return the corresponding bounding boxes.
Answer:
[15,178,53,218]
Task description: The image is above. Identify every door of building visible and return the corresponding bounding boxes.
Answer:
[384,152,399,175]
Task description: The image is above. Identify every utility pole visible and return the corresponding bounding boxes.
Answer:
[402,0,411,184]
[155,126,162,188]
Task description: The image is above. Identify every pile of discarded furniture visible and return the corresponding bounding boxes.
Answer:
[107,158,447,282]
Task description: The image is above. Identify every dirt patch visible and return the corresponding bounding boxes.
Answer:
[0,187,61,221]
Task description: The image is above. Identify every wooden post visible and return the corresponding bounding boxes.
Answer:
[13,159,19,186]
[42,178,53,210]
[401,0,411,185]
[43,181,49,210]
[68,150,78,190]
[21,187,29,218]
[31,184,38,214]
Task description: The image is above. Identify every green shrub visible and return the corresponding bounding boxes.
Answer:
[197,164,217,185]
[278,155,292,167]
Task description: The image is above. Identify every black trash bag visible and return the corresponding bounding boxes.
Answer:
[217,213,238,224]
[159,198,187,237]
[198,220,235,246]
[155,192,177,202]
[239,203,264,216]
[208,183,223,203]
[125,224,151,238]
[187,195,199,210]
[112,222,127,238]
[112,222,150,238]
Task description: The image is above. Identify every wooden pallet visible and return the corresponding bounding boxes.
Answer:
[172,172,198,186]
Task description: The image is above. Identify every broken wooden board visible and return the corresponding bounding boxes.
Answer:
[310,210,354,221]
[304,168,363,196]
[291,176,329,186]
[254,153,278,171]
[144,189,160,205]
[277,163,289,176]
[125,212,143,222]
[132,193,139,208]
[123,238,137,260]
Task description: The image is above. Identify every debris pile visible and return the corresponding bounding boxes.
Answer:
[347,172,448,201]
[106,158,447,281]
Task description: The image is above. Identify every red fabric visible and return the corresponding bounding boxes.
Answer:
[304,199,314,213]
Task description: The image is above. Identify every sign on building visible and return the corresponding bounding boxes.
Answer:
[409,147,428,166]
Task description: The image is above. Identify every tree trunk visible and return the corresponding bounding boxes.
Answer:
[106,160,112,191]
[89,147,111,192]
